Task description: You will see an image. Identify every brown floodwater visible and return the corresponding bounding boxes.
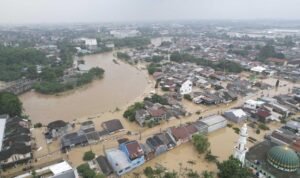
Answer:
[20,52,148,124]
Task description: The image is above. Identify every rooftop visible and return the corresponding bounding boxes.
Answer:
[200,115,226,126]
[246,141,300,178]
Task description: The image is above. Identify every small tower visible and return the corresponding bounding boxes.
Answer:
[234,123,248,165]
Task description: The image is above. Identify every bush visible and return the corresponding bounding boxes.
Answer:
[184,94,192,101]
[258,123,270,130]
[205,150,218,163]
[192,134,210,154]
[34,123,43,128]
[123,102,144,122]
[233,127,240,134]
[256,129,260,134]
[83,151,95,161]
[77,163,96,178]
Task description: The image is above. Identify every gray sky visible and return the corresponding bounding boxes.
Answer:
[0,0,300,24]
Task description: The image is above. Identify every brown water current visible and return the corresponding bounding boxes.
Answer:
[20,52,148,124]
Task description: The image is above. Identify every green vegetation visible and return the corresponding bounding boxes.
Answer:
[116,52,131,60]
[170,52,243,73]
[34,67,104,94]
[33,123,43,128]
[184,94,193,101]
[186,170,200,178]
[0,46,48,81]
[0,92,23,116]
[147,63,162,75]
[144,166,164,178]
[123,102,145,122]
[202,171,215,178]
[256,129,261,134]
[217,156,252,178]
[145,55,165,63]
[77,163,105,178]
[113,37,151,48]
[83,151,95,161]
[258,123,270,130]
[205,150,218,163]
[192,134,210,154]
[257,45,285,62]
[144,94,169,105]
[233,127,240,134]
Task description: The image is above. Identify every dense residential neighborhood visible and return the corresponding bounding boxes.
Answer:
[0,20,300,178]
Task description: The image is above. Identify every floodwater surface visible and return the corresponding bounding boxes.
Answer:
[20,52,148,124]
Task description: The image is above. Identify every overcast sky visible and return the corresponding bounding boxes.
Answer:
[0,0,300,24]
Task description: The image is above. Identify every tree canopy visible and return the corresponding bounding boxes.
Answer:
[0,92,23,116]
[217,156,252,178]
[0,46,48,81]
[192,134,210,154]
[83,151,95,161]
[257,45,285,61]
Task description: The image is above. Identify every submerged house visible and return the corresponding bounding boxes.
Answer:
[61,132,88,152]
[0,115,32,169]
[199,115,227,133]
[179,80,193,95]
[106,140,145,176]
[167,124,198,145]
[101,119,124,134]
[46,120,70,143]
[146,136,168,156]
[224,109,247,123]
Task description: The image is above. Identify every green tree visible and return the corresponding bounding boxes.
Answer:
[217,156,252,178]
[123,102,145,121]
[184,94,192,101]
[202,171,214,178]
[0,92,23,116]
[83,151,95,161]
[205,150,218,163]
[192,134,210,154]
[77,163,96,178]
[164,172,178,178]
[186,170,200,178]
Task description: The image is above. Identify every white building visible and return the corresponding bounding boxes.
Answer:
[16,161,78,178]
[224,109,247,123]
[233,124,248,165]
[180,80,193,95]
[250,66,266,73]
[199,115,227,133]
[244,99,265,110]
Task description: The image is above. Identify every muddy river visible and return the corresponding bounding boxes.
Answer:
[20,52,148,124]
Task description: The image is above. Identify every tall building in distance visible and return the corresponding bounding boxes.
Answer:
[234,123,249,165]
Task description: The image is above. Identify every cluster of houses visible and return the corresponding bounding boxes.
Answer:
[154,63,275,106]
[0,115,32,169]
[221,87,299,126]
[95,114,228,176]
[43,119,124,153]
[133,94,187,127]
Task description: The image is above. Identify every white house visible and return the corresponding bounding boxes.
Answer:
[180,80,193,95]
[250,66,266,73]
[15,161,78,178]
[244,99,265,110]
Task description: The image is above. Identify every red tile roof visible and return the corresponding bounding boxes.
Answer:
[125,141,144,160]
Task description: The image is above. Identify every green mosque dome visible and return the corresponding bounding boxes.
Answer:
[267,146,300,172]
